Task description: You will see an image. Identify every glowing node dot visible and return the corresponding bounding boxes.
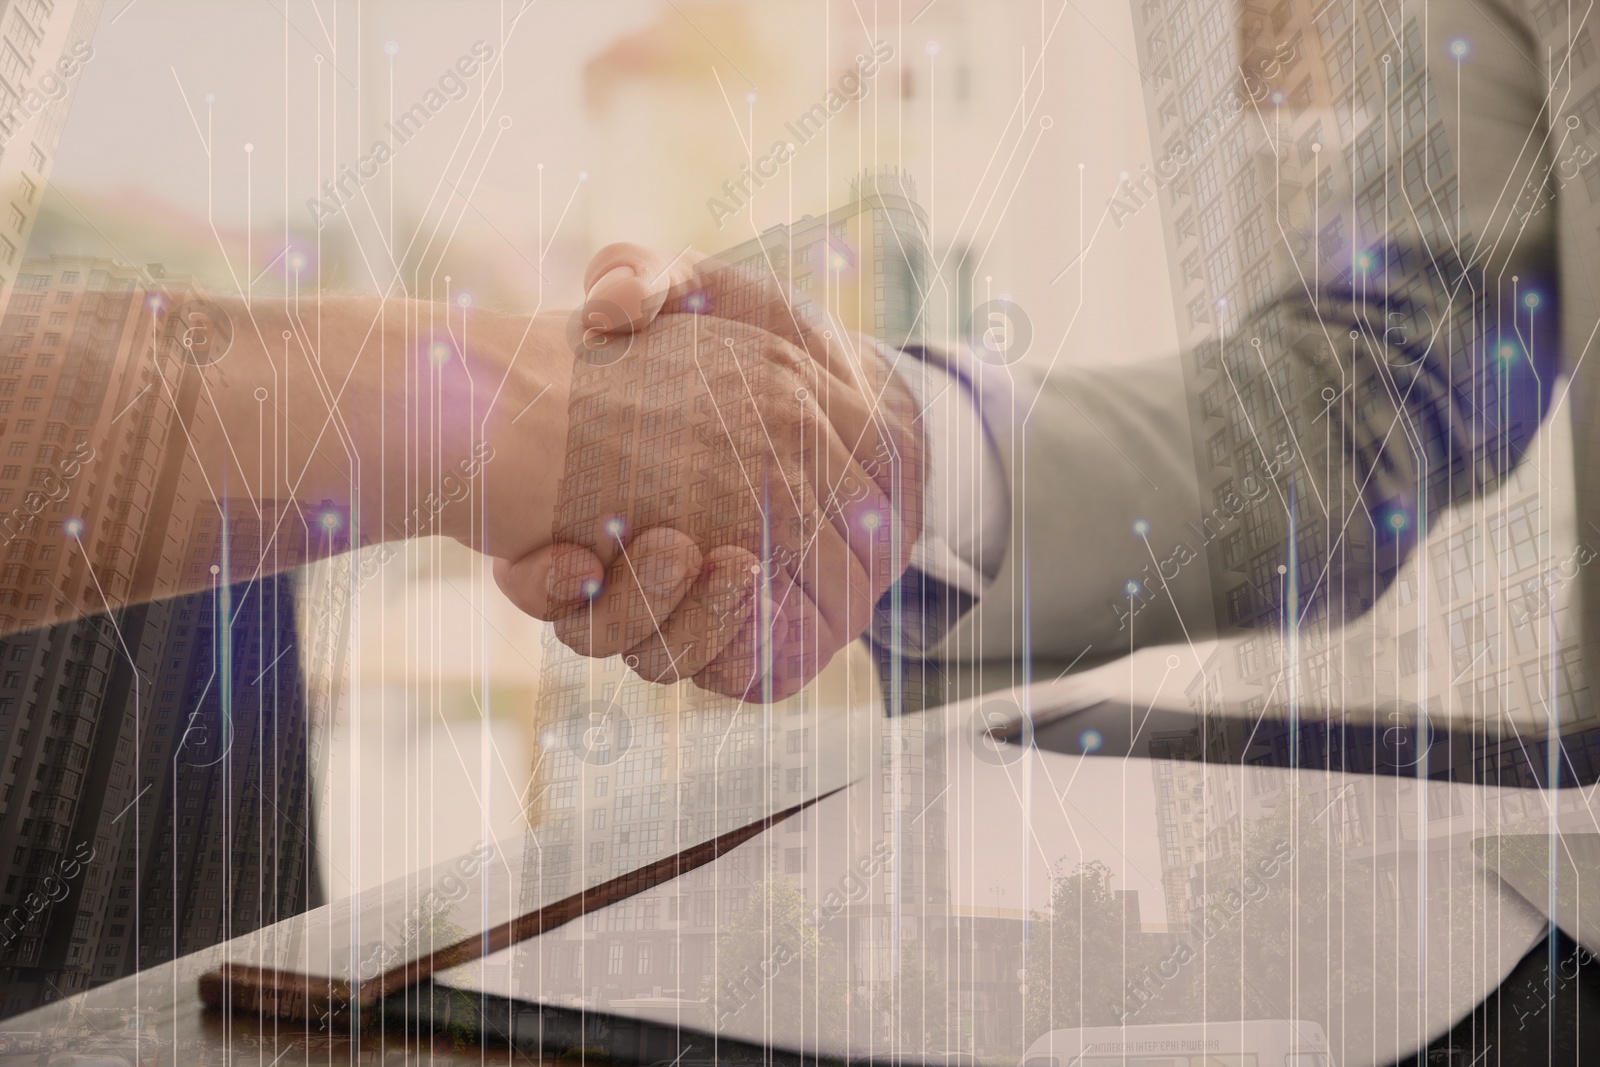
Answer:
[62,518,84,538]
[209,565,220,576]
[925,40,941,56]
[320,511,341,532]
[1124,580,1141,597]
[244,143,254,153]
[1132,520,1150,537]
[1389,511,1408,530]
[1311,142,1321,153]
[1355,251,1374,271]
[1277,565,1288,575]
[384,40,399,56]
[1269,89,1286,106]
[456,292,473,307]
[204,93,215,104]
[287,252,307,272]
[1499,342,1518,361]
[581,578,602,599]
[749,563,762,575]
[1079,729,1103,753]
[1524,292,1541,309]
[830,252,848,270]
[578,170,589,181]
[685,292,707,312]
[745,91,757,104]
[1449,38,1470,59]
[604,517,625,538]
[428,341,452,366]
[862,511,881,531]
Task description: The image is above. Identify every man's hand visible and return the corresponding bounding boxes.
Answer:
[495,244,924,700]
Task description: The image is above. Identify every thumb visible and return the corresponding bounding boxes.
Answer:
[493,543,605,621]
[581,242,706,333]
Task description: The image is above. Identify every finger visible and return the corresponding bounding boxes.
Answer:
[695,573,845,703]
[492,544,604,621]
[582,243,709,333]
[551,527,703,659]
[624,544,760,684]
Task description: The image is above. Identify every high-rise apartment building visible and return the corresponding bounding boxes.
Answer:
[0,258,343,1013]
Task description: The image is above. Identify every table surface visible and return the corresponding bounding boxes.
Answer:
[0,958,567,1065]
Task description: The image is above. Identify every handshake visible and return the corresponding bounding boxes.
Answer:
[483,243,925,702]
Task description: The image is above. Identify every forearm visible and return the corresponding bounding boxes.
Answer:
[0,291,571,637]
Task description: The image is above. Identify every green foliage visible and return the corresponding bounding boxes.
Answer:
[1024,859,1157,1039]
[881,939,949,1049]
[703,876,845,1043]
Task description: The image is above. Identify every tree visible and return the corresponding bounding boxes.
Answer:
[883,938,948,1050]
[702,876,845,1047]
[1025,859,1160,1040]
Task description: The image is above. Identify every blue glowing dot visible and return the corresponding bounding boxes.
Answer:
[1499,341,1519,362]
[1079,729,1103,753]
[1524,292,1541,310]
[1132,520,1150,536]
[320,511,342,532]
[604,517,625,539]
[1449,38,1470,59]
[1388,511,1408,531]
[1355,251,1375,272]
[1124,580,1141,597]
[581,578,602,600]
[384,40,399,57]
[63,518,84,538]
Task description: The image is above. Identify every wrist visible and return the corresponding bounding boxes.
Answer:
[430,310,573,558]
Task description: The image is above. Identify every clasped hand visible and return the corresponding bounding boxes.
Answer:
[494,244,924,701]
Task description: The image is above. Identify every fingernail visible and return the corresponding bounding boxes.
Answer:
[586,264,636,300]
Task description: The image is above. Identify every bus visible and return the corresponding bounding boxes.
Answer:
[1019,1020,1335,1067]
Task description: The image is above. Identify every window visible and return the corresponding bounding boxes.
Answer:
[1489,499,1544,575]
[636,943,651,974]
[607,943,624,975]
[0,45,24,86]
[8,206,23,233]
